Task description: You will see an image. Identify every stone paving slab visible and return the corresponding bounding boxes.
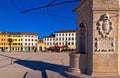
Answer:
[0,52,69,78]
[65,71,120,78]
[24,70,42,78]
[46,70,67,78]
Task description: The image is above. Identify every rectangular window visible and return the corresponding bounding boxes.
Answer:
[15,39,17,41]
[69,33,70,36]
[68,42,70,45]
[32,43,33,45]
[59,38,61,41]
[28,43,30,45]
[25,39,27,41]
[72,38,74,40]
[19,39,20,41]
[62,34,64,36]
[62,42,64,45]
[69,38,71,40]
[1,39,3,41]
[72,33,74,36]
[32,39,34,41]
[25,43,27,45]
[28,39,30,41]
[56,38,58,40]
[13,43,17,45]
[59,34,61,36]
[72,42,74,45]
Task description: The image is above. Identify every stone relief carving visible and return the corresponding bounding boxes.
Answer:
[95,38,99,51]
[95,13,115,52]
[96,13,113,38]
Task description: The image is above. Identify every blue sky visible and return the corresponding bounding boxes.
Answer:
[0,0,79,38]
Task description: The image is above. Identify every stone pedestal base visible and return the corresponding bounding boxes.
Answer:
[68,68,81,74]
[68,52,80,74]
[92,72,119,76]
[92,54,119,76]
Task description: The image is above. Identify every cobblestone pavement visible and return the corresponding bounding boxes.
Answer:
[0,52,70,78]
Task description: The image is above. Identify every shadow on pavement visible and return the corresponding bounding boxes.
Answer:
[14,60,69,78]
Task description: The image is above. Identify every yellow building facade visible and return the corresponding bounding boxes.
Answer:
[0,32,38,52]
[0,32,9,51]
[9,32,22,51]
[38,39,44,51]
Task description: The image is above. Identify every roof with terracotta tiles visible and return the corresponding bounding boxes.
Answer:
[43,35,55,38]
[55,30,76,33]
[0,32,37,35]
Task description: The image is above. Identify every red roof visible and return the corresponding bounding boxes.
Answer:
[55,30,76,33]
[43,35,55,38]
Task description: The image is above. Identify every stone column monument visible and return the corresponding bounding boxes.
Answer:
[67,0,120,77]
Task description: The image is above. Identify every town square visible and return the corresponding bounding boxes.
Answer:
[1,0,120,78]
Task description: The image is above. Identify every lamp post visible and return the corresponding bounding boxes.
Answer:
[65,40,68,51]
[3,43,5,52]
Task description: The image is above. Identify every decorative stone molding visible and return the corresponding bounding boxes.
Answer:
[96,13,113,38]
[96,54,116,62]
[93,0,117,4]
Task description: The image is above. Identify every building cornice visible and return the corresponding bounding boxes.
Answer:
[73,0,90,12]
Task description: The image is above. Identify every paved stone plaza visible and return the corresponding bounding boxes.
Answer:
[0,52,69,78]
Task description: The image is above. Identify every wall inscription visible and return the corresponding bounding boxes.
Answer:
[95,38,115,52]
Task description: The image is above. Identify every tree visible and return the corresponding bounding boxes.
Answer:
[8,38,13,52]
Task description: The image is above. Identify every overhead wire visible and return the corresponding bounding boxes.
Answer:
[20,0,80,13]
[10,0,80,20]
[9,0,21,11]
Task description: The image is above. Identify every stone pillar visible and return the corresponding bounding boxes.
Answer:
[73,0,120,76]
[68,52,80,74]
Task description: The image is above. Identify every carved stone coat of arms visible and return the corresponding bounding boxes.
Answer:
[96,13,113,38]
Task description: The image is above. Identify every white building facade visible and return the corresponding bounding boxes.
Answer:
[43,30,76,51]
[20,32,38,51]
[43,35,55,49]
